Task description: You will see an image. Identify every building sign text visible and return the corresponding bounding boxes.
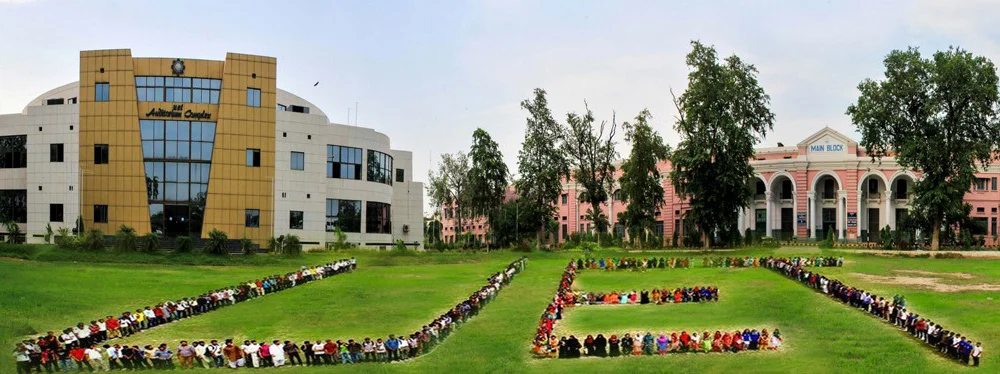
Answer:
[145,104,211,120]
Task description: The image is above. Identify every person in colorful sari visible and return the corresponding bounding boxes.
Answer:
[656,334,668,355]
[642,333,655,355]
[701,332,712,353]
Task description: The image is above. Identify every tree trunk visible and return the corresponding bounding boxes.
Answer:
[931,217,941,250]
[702,231,709,250]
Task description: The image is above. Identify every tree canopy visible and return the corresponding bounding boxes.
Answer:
[468,128,509,244]
[516,88,570,242]
[619,109,671,248]
[563,102,617,243]
[669,41,775,247]
[847,46,1000,249]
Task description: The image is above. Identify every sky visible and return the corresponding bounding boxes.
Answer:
[2,0,1000,215]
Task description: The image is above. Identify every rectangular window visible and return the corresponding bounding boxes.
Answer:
[93,205,108,223]
[246,148,260,167]
[245,209,260,227]
[290,211,303,230]
[290,151,305,171]
[95,82,109,102]
[246,88,261,107]
[277,104,287,111]
[326,199,353,232]
[822,179,835,199]
[49,204,63,222]
[895,180,908,199]
[46,98,64,105]
[50,143,64,162]
[971,217,989,236]
[135,76,221,104]
[326,145,363,180]
[395,168,404,183]
[561,224,568,240]
[561,194,567,204]
[993,218,997,236]
[94,144,109,164]
[993,177,997,191]
[366,150,394,185]
[0,135,27,169]
[289,105,309,114]
[365,201,391,234]
[975,178,990,191]
[0,190,27,223]
[977,207,985,214]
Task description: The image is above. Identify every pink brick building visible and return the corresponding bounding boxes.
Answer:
[440,127,1000,245]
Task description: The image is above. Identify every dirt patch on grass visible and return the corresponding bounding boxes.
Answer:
[839,249,1000,258]
[850,273,1000,292]
[894,270,975,279]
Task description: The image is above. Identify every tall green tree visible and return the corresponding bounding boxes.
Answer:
[847,47,1000,250]
[517,88,570,243]
[619,109,671,248]
[468,128,509,245]
[427,152,471,243]
[670,41,775,248]
[563,103,618,245]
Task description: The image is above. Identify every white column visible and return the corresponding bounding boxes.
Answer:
[885,189,893,232]
[856,190,863,239]
[792,194,798,239]
[765,195,773,237]
[807,192,815,239]
[738,207,745,233]
[837,191,847,239]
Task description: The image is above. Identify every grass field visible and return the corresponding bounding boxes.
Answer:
[3,247,998,373]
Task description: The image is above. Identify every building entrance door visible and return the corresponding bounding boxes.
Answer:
[821,208,837,239]
[780,208,793,240]
[164,205,190,237]
[867,208,880,242]
[755,209,766,234]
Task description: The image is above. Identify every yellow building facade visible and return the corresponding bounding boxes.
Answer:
[78,49,276,243]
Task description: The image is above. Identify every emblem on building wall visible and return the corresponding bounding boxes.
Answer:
[171,59,185,75]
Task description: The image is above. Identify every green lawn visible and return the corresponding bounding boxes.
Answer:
[2,247,998,373]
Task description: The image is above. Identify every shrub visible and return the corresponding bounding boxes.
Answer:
[267,236,280,253]
[240,237,255,255]
[743,228,753,246]
[282,234,302,256]
[3,221,23,244]
[82,229,105,251]
[141,232,160,253]
[44,223,54,244]
[332,227,350,250]
[672,230,680,248]
[114,225,138,252]
[935,252,965,259]
[176,236,192,253]
[819,230,835,249]
[759,236,780,248]
[55,227,75,249]
[0,243,37,259]
[512,239,534,253]
[880,226,893,250]
[205,229,229,256]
